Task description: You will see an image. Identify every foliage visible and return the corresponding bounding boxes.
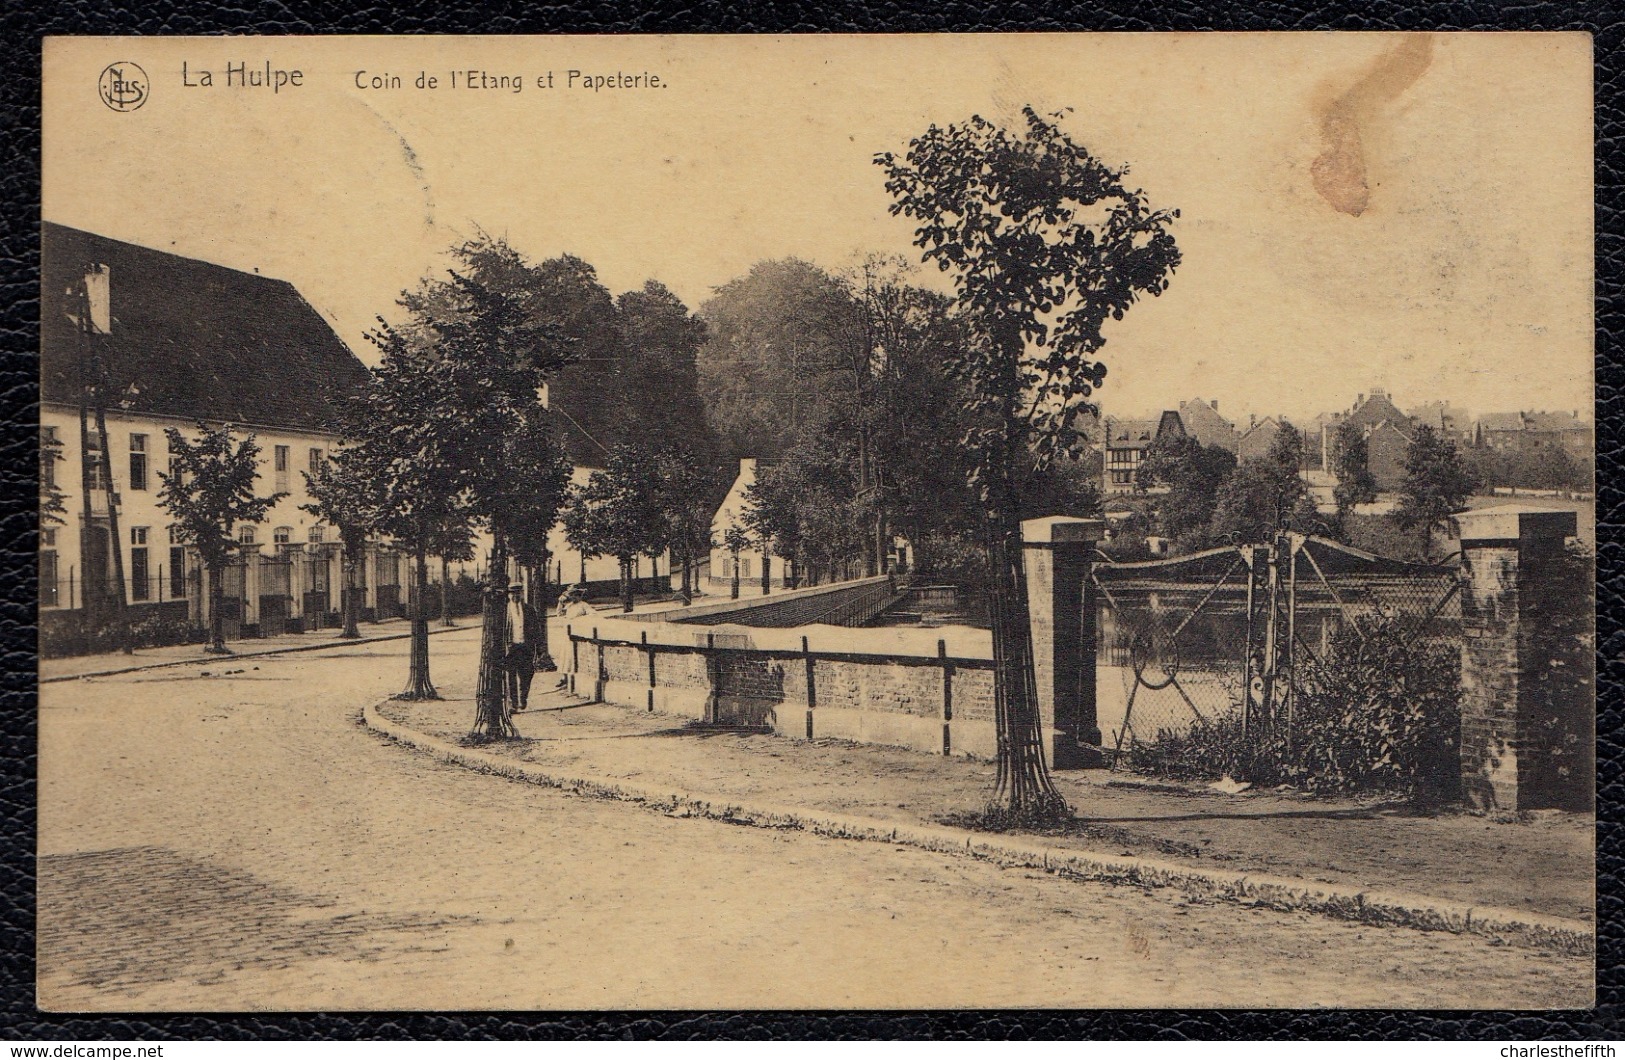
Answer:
[1466,444,1591,494]
[697,259,867,462]
[158,422,285,573]
[1331,420,1378,520]
[877,107,1181,489]
[1137,432,1236,548]
[1128,613,1461,801]
[40,428,67,528]
[616,281,717,459]
[1394,425,1480,557]
[563,443,668,610]
[1209,422,1317,544]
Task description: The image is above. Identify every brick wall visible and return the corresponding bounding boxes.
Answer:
[567,622,1003,758]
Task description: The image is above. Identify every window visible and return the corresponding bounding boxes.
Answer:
[741,558,752,578]
[273,526,292,546]
[40,548,58,608]
[308,525,325,544]
[168,528,187,599]
[41,427,58,490]
[41,528,56,549]
[87,440,105,491]
[129,434,148,491]
[308,447,324,476]
[274,445,290,494]
[130,526,149,601]
[238,525,256,545]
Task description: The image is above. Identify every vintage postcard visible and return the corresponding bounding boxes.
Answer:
[38,33,1594,1011]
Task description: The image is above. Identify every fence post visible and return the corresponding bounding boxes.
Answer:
[594,626,605,704]
[643,629,655,712]
[1021,516,1106,769]
[938,638,953,757]
[566,623,576,697]
[1456,505,1590,811]
[803,635,815,739]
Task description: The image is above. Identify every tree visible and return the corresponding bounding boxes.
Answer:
[1210,421,1317,544]
[429,517,476,627]
[743,464,804,592]
[655,446,721,604]
[1331,421,1378,523]
[158,422,286,654]
[722,525,750,600]
[879,106,1181,821]
[1394,425,1480,557]
[562,445,667,614]
[1137,432,1235,548]
[300,453,378,640]
[616,282,717,458]
[40,428,67,528]
[698,259,867,462]
[389,234,580,739]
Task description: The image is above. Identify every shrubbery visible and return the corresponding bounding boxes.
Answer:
[1126,613,1461,802]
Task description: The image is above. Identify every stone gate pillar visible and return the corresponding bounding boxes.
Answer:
[1457,504,1590,811]
[1022,515,1106,769]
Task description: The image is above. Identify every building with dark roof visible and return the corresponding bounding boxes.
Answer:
[1177,398,1239,454]
[40,222,381,645]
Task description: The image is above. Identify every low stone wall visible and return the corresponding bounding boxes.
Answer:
[566,616,1018,760]
[631,576,900,629]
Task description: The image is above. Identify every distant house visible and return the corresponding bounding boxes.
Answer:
[708,458,790,590]
[1177,398,1239,454]
[41,222,375,642]
[1474,410,1593,457]
[1318,387,1418,491]
[1342,388,1412,434]
[1236,416,1286,464]
[1365,419,1415,492]
[1102,411,1185,494]
[1408,401,1473,446]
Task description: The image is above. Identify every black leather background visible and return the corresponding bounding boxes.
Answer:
[2,0,1619,1041]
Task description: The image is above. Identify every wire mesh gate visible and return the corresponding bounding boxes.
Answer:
[1093,535,1461,759]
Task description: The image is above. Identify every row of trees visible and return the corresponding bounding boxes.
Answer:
[1135,418,1482,560]
[150,235,724,744]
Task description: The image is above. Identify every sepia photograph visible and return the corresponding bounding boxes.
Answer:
[37,32,1595,1011]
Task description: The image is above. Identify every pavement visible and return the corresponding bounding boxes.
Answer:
[41,614,489,683]
[41,627,1594,1009]
[371,616,1594,949]
[42,611,1595,958]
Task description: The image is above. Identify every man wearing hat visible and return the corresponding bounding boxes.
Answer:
[505,582,535,712]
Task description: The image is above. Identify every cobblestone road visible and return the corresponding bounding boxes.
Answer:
[38,630,1591,1010]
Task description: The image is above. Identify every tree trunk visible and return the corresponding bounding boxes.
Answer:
[531,555,556,673]
[619,555,634,613]
[680,536,693,604]
[983,458,1067,824]
[471,532,516,740]
[339,538,362,640]
[787,555,799,591]
[440,555,454,627]
[761,554,771,596]
[396,546,439,701]
[731,551,740,599]
[206,562,230,654]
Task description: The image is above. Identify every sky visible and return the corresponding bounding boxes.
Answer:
[43,33,1594,426]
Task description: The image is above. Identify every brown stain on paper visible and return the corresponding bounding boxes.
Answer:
[1311,35,1435,216]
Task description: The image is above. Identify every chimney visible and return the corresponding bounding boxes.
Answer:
[1357,393,1365,406]
[1211,399,1218,410]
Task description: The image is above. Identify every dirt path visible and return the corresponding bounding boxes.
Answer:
[39,631,1591,1009]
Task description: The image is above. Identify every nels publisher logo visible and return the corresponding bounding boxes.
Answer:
[98,62,148,112]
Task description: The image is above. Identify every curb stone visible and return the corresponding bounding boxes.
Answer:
[41,623,473,684]
[362,699,1595,957]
